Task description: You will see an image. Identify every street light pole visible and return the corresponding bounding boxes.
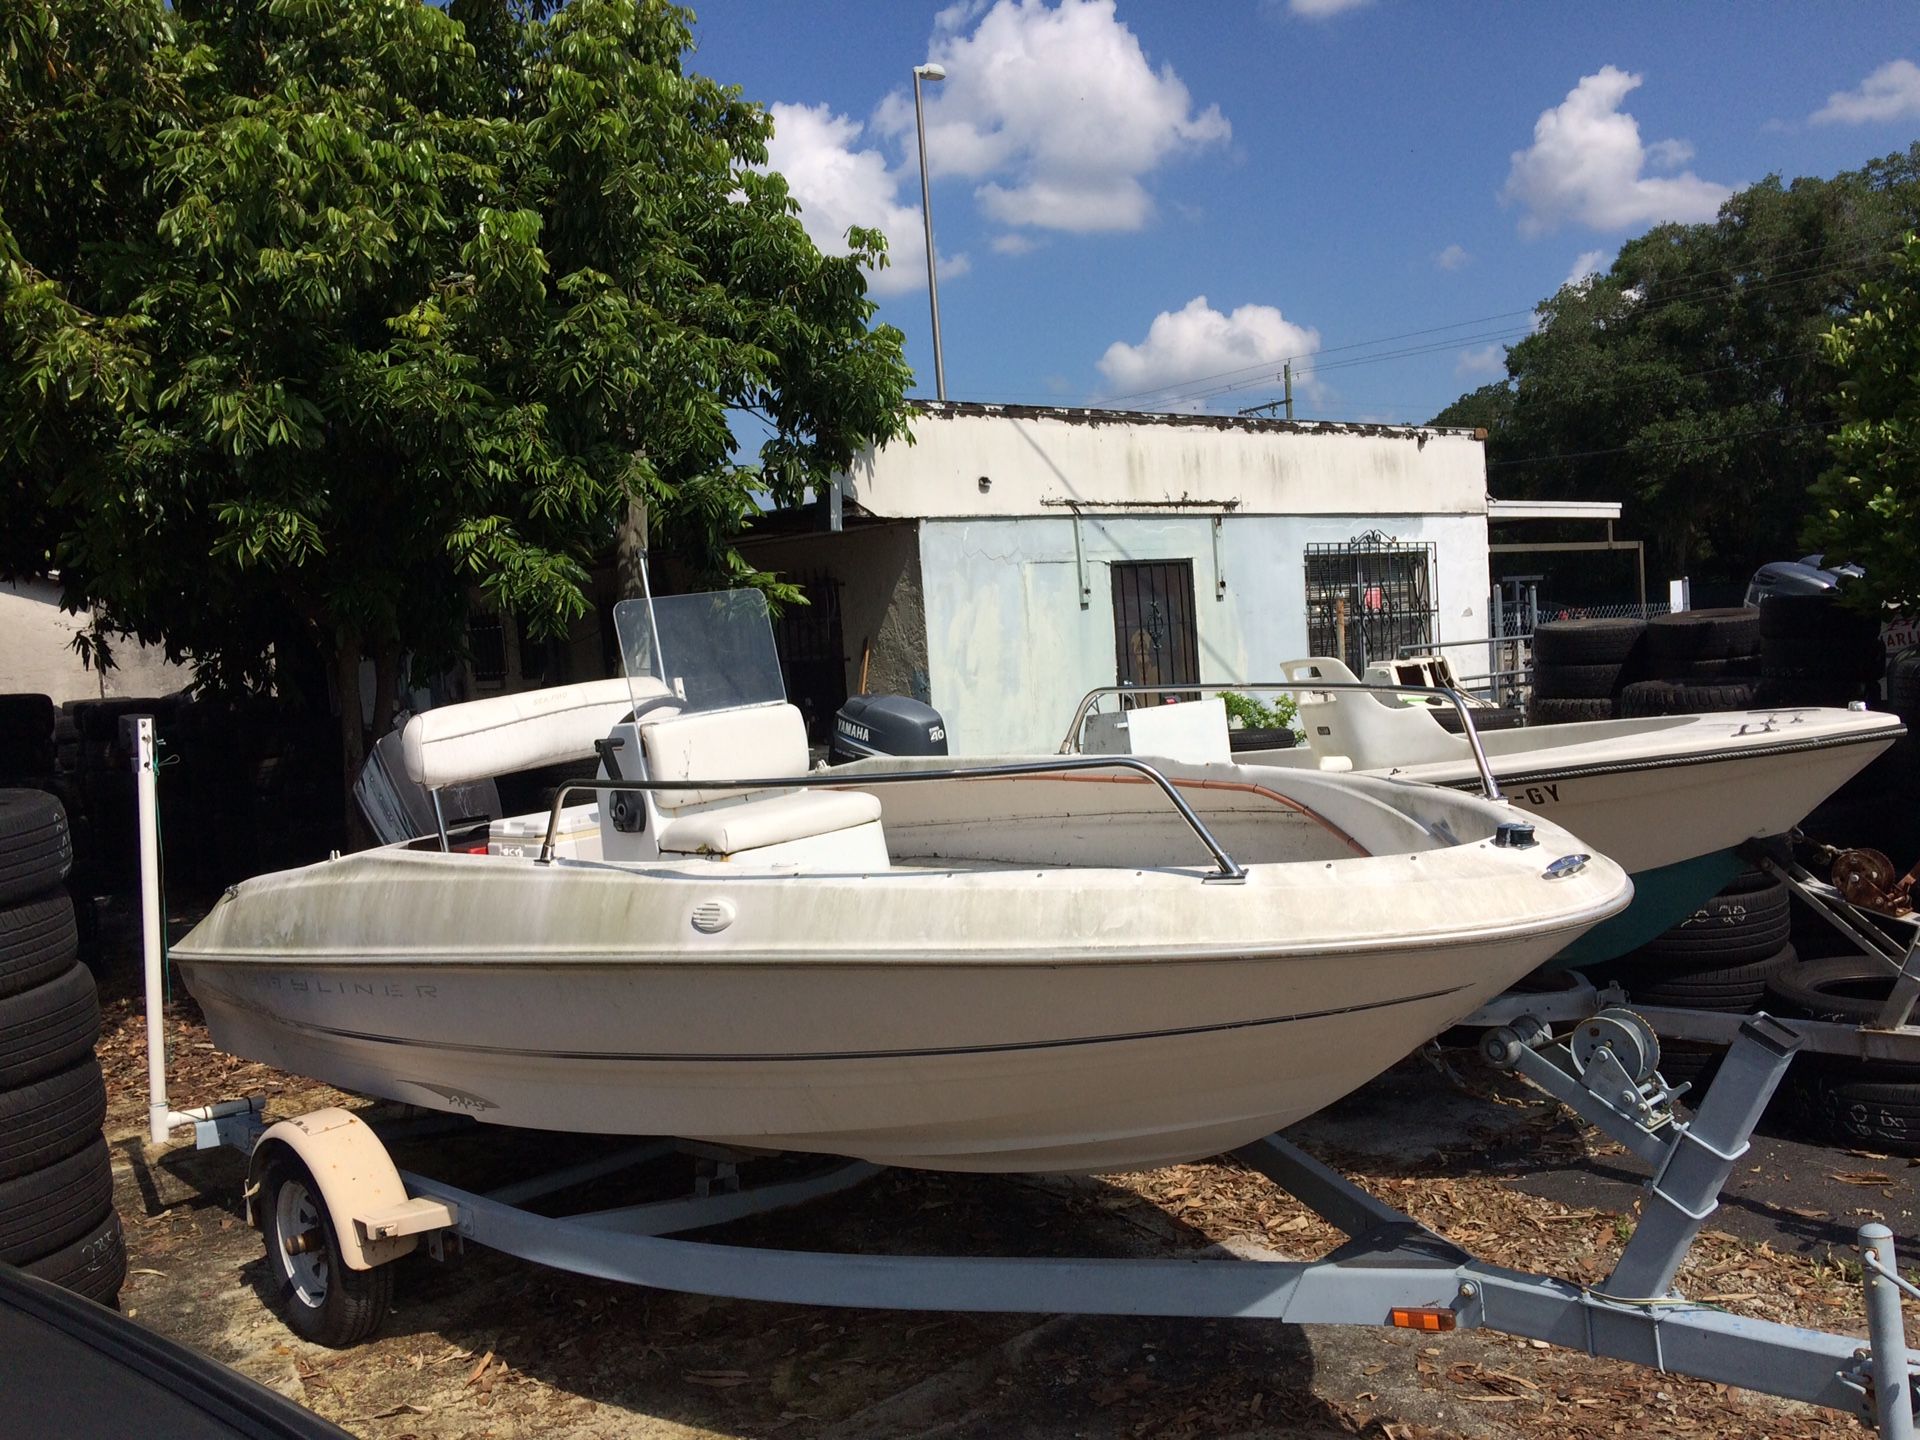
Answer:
[912,62,947,401]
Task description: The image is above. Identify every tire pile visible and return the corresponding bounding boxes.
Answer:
[1527,617,1645,724]
[0,789,123,1304]
[1528,609,1764,723]
[1763,955,1920,1154]
[1612,868,1794,1087]
[1618,608,1760,717]
[1755,593,1884,709]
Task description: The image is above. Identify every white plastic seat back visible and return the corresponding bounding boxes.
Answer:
[1285,657,1466,771]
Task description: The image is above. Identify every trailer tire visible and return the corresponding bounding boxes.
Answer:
[0,963,98,1090]
[1802,1075,1920,1155]
[1621,943,1796,1013]
[1667,655,1757,682]
[1665,877,1789,933]
[22,1206,124,1306]
[0,790,71,906]
[0,891,78,1000]
[1653,1042,1724,1090]
[1526,696,1614,725]
[1639,914,1791,965]
[0,1134,112,1266]
[1531,618,1646,667]
[1644,608,1761,667]
[1432,705,1526,735]
[1765,956,1914,1026]
[1617,678,1758,718]
[1531,661,1623,700]
[263,1154,394,1347]
[0,1058,107,1182]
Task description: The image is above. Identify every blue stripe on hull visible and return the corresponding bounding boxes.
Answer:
[1545,849,1746,972]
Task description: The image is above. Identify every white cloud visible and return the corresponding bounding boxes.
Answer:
[764,102,967,298]
[1455,344,1505,381]
[1096,296,1319,410]
[1563,248,1608,290]
[1286,0,1371,15]
[990,233,1040,255]
[1811,58,1920,126]
[1503,67,1732,236]
[1434,243,1470,271]
[875,0,1229,235]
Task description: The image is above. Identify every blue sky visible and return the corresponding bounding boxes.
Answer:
[691,2,1920,426]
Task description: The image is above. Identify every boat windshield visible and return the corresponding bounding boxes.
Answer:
[613,590,785,715]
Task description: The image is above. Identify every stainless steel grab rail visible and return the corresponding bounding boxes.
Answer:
[535,755,1248,882]
[1056,681,1505,803]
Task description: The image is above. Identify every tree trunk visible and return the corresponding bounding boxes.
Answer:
[615,492,649,600]
[331,633,374,850]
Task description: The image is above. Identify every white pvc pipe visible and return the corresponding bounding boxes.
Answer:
[134,716,172,1145]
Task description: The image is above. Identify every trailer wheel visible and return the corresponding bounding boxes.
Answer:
[264,1155,393,1347]
[1805,1075,1920,1155]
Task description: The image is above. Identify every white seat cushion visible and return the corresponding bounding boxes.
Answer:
[657,789,882,856]
[640,703,809,809]
[403,677,674,789]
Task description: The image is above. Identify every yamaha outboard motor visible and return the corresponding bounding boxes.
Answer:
[831,694,948,764]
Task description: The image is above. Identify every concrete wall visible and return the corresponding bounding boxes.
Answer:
[0,579,194,705]
[844,404,1486,521]
[919,512,1489,755]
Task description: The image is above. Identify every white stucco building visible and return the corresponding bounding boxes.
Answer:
[741,401,1494,756]
[0,578,193,705]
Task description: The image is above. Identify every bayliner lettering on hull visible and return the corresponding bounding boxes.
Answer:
[253,973,440,1001]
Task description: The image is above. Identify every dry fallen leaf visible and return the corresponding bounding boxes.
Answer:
[462,1349,494,1388]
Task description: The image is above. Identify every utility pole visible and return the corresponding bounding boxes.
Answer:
[1283,361,1293,421]
[1234,363,1297,421]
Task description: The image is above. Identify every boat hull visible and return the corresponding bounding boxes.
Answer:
[183,933,1579,1172]
[1247,713,1898,968]
[174,790,1629,1173]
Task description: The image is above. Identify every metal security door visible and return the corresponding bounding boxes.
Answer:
[1111,561,1200,700]
[1303,532,1438,674]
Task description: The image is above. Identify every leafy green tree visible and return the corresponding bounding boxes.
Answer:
[0,0,913,789]
[1430,145,1920,586]
[1805,232,1920,612]
[1428,382,1513,435]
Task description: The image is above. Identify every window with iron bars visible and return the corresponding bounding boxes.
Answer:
[1303,533,1438,674]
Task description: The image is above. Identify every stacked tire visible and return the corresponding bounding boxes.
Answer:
[1527,618,1645,724]
[1617,608,1761,718]
[1767,957,1920,1155]
[1613,868,1796,1087]
[1755,593,1883,709]
[0,789,122,1305]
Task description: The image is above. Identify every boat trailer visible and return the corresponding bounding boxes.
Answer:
[122,719,1920,1433]
[169,1014,1919,1433]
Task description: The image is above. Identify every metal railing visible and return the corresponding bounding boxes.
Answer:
[535,755,1249,882]
[1056,680,1504,803]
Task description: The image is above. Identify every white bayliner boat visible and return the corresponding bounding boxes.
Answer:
[1065,656,1903,968]
[174,595,1629,1174]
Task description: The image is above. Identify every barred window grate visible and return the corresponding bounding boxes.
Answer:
[1304,532,1438,674]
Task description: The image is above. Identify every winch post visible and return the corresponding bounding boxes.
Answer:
[1862,1224,1917,1439]
[1604,1015,1801,1301]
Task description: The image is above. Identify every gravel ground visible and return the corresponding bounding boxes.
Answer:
[89,920,1919,1440]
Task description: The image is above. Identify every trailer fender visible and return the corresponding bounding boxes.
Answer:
[246,1108,418,1271]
